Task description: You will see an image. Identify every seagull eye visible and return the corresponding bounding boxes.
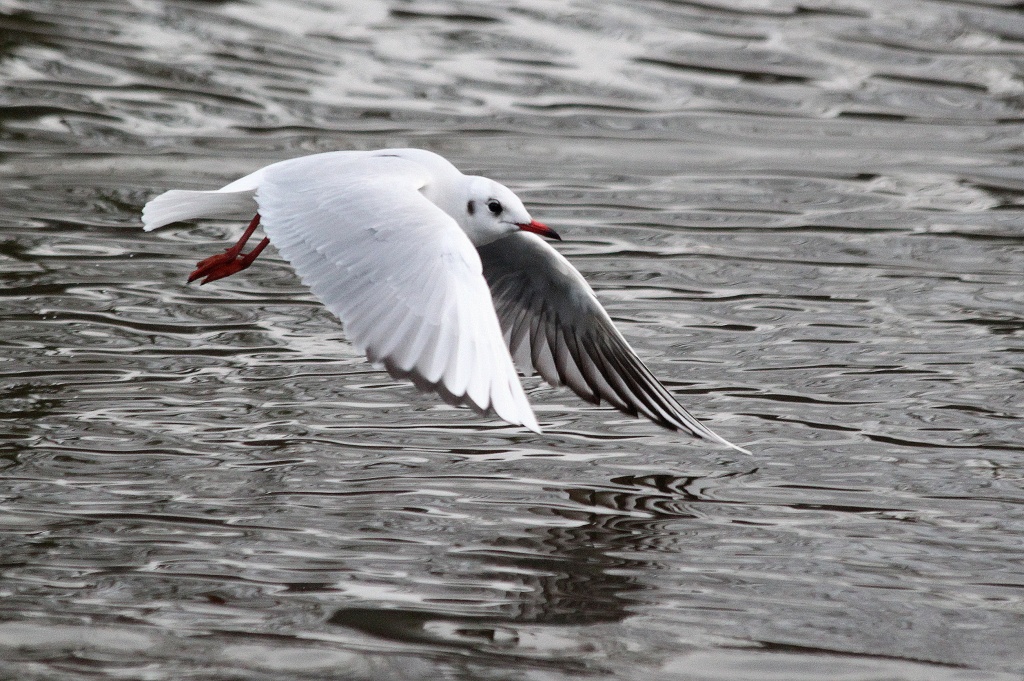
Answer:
[487,200,503,216]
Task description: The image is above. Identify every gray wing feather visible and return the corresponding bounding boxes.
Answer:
[478,232,748,452]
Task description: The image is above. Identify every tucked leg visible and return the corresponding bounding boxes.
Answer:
[188,214,269,284]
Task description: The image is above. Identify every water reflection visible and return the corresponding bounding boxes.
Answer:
[329,469,758,644]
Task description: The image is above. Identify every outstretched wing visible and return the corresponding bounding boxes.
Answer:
[478,231,746,452]
[256,154,539,432]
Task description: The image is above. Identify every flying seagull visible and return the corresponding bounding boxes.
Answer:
[142,148,747,453]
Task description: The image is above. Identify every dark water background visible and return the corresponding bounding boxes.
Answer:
[2,0,1023,679]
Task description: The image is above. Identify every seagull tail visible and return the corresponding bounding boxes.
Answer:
[141,189,258,231]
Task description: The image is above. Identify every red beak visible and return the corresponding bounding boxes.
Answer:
[517,219,561,241]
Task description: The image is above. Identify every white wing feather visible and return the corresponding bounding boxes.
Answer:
[255,154,540,432]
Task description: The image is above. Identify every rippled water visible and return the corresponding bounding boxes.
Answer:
[2,0,1023,679]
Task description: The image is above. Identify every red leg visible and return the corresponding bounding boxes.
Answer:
[188,214,268,284]
[198,237,270,285]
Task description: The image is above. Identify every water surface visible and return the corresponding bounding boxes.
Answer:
[1,1,1023,679]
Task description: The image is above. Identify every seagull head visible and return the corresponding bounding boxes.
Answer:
[460,176,560,246]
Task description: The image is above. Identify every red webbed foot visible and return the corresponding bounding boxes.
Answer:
[187,214,269,285]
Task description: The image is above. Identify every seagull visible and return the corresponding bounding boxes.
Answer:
[142,148,747,453]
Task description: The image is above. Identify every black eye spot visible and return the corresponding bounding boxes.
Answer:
[487,200,503,216]
[466,200,475,215]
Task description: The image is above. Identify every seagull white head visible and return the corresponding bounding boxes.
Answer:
[461,176,560,247]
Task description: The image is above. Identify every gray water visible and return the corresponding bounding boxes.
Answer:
[1,1,1023,679]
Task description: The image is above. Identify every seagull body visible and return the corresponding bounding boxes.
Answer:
[142,148,746,452]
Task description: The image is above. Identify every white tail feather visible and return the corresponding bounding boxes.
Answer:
[141,189,258,231]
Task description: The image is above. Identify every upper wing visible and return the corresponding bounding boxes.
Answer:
[256,154,539,432]
[478,232,747,452]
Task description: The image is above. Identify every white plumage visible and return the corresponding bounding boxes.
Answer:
[142,148,747,452]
